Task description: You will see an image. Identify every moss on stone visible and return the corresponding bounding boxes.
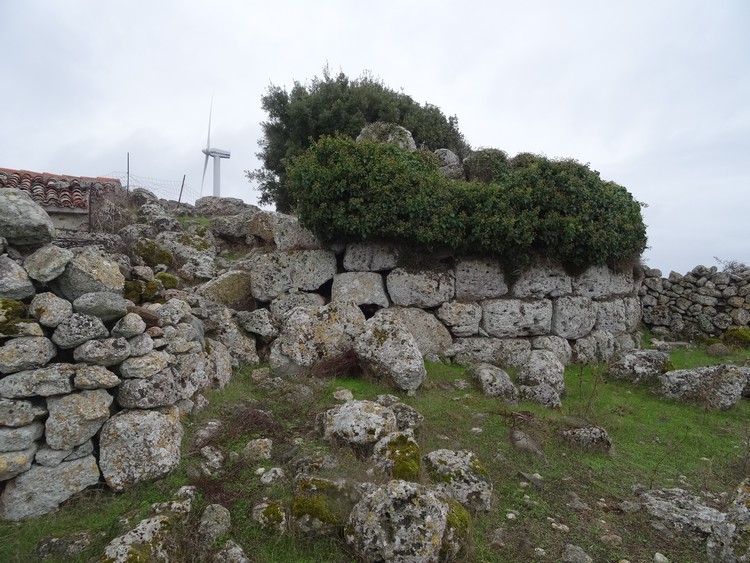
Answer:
[0,299,29,337]
[155,272,179,290]
[445,498,471,539]
[290,494,338,525]
[261,502,285,527]
[124,280,163,304]
[386,434,420,480]
[177,233,211,252]
[134,239,173,268]
[724,327,750,348]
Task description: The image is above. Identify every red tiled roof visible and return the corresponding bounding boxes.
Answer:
[0,168,122,210]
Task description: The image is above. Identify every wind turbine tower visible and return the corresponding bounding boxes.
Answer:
[201,101,231,197]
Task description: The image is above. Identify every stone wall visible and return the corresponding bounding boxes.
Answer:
[640,265,750,339]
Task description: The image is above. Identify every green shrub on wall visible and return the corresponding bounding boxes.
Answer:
[287,136,647,267]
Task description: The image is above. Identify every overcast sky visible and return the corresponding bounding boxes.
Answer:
[2,1,748,275]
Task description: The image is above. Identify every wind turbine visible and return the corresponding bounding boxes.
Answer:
[201,99,231,197]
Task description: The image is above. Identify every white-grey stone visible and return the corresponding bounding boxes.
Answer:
[53,247,125,301]
[111,312,147,338]
[574,330,616,364]
[343,242,399,272]
[0,363,75,398]
[424,449,493,512]
[73,337,131,366]
[482,299,552,338]
[0,444,37,480]
[519,383,562,409]
[0,455,100,521]
[52,313,109,348]
[235,308,279,341]
[199,504,232,547]
[517,350,565,394]
[206,338,233,389]
[608,350,671,384]
[356,122,416,149]
[331,272,389,307]
[0,398,38,427]
[707,477,750,562]
[322,400,398,449]
[119,350,170,379]
[354,316,426,392]
[269,291,326,319]
[466,363,518,402]
[386,268,455,308]
[102,515,171,562]
[511,263,572,298]
[269,301,365,375]
[35,444,73,467]
[561,425,613,452]
[0,420,44,452]
[99,408,183,491]
[373,307,452,361]
[436,301,482,337]
[551,296,597,339]
[0,336,56,374]
[45,389,113,450]
[212,540,250,563]
[532,335,573,365]
[272,214,322,251]
[156,230,217,280]
[243,437,272,461]
[127,333,154,357]
[595,297,641,335]
[157,298,192,327]
[658,365,749,410]
[29,292,73,328]
[642,488,724,539]
[195,270,255,311]
[445,337,532,368]
[372,430,420,478]
[562,544,594,563]
[247,250,336,302]
[0,188,55,247]
[574,265,635,299]
[455,258,508,301]
[72,292,129,322]
[73,364,121,389]
[209,308,258,367]
[0,255,35,300]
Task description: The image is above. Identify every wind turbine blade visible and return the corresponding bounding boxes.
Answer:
[206,96,213,149]
[201,153,209,193]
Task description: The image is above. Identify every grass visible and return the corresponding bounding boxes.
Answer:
[2,345,750,562]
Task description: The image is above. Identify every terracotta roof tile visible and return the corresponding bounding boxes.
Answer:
[0,168,122,210]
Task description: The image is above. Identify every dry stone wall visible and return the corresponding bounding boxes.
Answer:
[640,265,750,339]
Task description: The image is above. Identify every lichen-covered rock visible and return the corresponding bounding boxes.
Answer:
[0,455,100,521]
[156,230,217,280]
[511,263,572,298]
[195,270,255,311]
[0,188,55,247]
[0,397,39,427]
[212,540,251,563]
[0,363,75,398]
[235,308,279,341]
[387,267,455,308]
[52,313,109,349]
[372,430,421,480]
[52,247,125,301]
[99,408,183,491]
[157,298,192,327]
[642,487,724,539]
[466,363,518,402]
[390,402,426,432]
[454,258,508,301]
[356,122,416,149]
[482,299,552,338]
[45,389,113,450]
[658,365,750,410]
[291,475,361,536]
[551,296,597,339]
[707,478,750,562]
[269,291,326,319]
[374,307,451,361]
[561,425,613,452]
[574,265,635,299]
[72,292,130,322]
[272,213,322,251]
[322,400,398,451]
[116,368,188,409]
[23,244,72,283]
[519,383,562,409]
[73,337,131,366]
[207,307,259,367]
[0,336,56,374]
[343,242,399,272]
[445,337,532,368]
[345,479,467,562]
[608,350,672,384]
[111,312,147,338]
[0,299,39,339]
[516,350,565,394]
[127,332,154,357]
[424,449,493,512]
[354,316,426,392]
[198,504,232,547]
[436,301,482,337]
[574,330,616,364]
[595,297,641,335]
[73,364,121,389]
[30,292,73,328]
[205,338,233,389]
[119,350,170,379]
[532,335,573,365]
[252,501,287,534]
[246,250,336,302]
[331,272,389,308]
[0,444,37,481]
[0,420,44,452]
[270,300,365,375]
[0,255,36,300]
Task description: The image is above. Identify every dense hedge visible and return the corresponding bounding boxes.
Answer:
[287,136,647,267]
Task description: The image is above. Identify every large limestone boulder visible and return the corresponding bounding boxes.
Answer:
[551,296,597,339]
[156,231,217,280]
[0,455,100,520]
[707,478,750,562]
[466,363,518,402]
[574,266,635,299]
[658,365,750,410]
[436,301,482,337]
[532,335,573,365]
[45,389,113,450]
[607,350,671,384]
[445,337,531,368]
[511,263,572,298]
[423,449,493,512]
[271,214,322,251]
[0,188,55,247]
[204,307,259,367]
[235,309,279,342]
[482,299,552,338]
[386,268,455,308]
[139,201,180,232]
[269,301,365,375]
[53,247,125,301]
[356,122,416,150]
[331,272,389,308]
[0,336,56,374]
[321,400,398,451]
[195,196,253,217]
[246,250,336,302]
[0,363,75,398]
[595,297,641,335]
[23,244,74,283]
[354,316,426,392]
[99,408,183,491]
[345,480,467,563]
[435,148,464,179]
[373,307,452,361]
[195,270,255,311]
[205,338,233,389]
[516,350,565,394]
[0,256,36,300]
[574,330,616,364]
[642,488,724,540]
[455,258,508,301]
[269,291,326,319]
[343,242,399,272]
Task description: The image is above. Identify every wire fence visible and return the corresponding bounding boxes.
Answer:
[107,172,203,205]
